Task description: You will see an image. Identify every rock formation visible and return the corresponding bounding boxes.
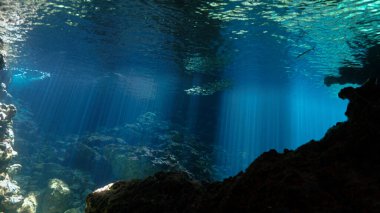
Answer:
[86,77,380,213]
[41,179,71,213]
[0,109,33,211]
[86,43,380,212]
[0,39,12,86]
[65,112,216,184]
[0,38,36,213]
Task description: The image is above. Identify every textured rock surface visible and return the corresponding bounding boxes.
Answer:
[12,106,216,211]
[0,114,24,210]
[41,179,71,213]
[86,172,204,213]
[0,103,17,164]
[0,39,31,212]
[86,79,380,212]
[0,38,12,95]
[65,112,216,183]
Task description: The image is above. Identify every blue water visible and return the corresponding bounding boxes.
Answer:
[1,0,379,210]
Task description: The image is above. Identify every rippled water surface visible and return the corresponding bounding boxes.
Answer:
[0,0,379,210]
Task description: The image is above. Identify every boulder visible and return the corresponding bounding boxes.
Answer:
[41,179,71,213]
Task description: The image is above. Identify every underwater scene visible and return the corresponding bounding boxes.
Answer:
[0,0,379,212]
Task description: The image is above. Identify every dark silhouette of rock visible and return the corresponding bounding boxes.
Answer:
[325,44,380,86]
[0,54,4,71]
[0,38,5,78]
[86,172,204,213]
[85,78,380,212]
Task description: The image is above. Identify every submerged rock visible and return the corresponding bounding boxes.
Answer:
[64,112,215,183]
[86,79,380,212]
[86,172,204,213]
[2,195,24,210]
[0,39,12,93]
[17,193,37,213]
[0,102,28,212]
[0,53,4,71]
[0,179,20,195]
[7,164,22,176]
[41,179,71,213]
[82,135,124,147]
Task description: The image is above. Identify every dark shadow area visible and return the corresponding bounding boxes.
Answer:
[325,44,380,86]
